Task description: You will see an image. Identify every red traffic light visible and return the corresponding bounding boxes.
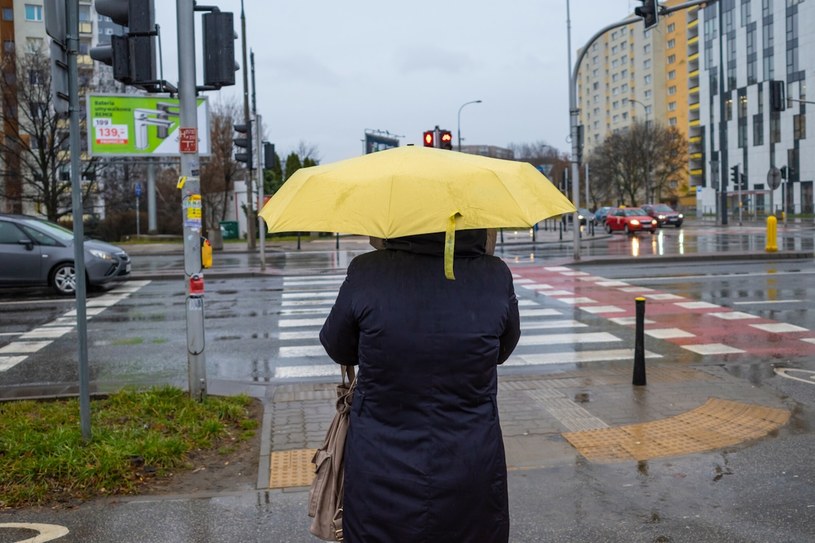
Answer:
[423,131,434,147]
[440,130,453,150]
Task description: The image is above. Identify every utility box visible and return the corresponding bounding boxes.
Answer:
[220,220,238,240]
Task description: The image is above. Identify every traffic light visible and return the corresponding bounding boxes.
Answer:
[43,0,68,116]
[635,0,659,30]
[90,0,157,90]
[423,130,435,147]
[770,80,786,111]
[780,166,788,179]
[729,165,739,187]
[233,121,253,168]
[739,173,748,190]
[439,130,453,150]
[202,11,237,89]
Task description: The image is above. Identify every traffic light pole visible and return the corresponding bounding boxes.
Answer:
[240,0,256,250]
[177,0,207,401]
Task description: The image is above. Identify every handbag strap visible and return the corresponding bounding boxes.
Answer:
[341,364,356,385]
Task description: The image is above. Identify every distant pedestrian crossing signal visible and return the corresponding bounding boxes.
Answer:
[423,130,434,147]
[440,130,453,150]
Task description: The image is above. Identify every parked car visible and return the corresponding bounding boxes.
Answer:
[0,214,131,295]
[641,203,684,228]
[592,206,612,226]
[604,207,659,235]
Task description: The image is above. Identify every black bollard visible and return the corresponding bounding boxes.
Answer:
[500,228,504,244]
[297,233,301,250]
[633,297,647,386]
[559,220,563,241]
[336,232,340,250]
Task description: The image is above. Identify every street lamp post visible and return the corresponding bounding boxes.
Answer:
[629,98,651,202]
[457,100,482,152]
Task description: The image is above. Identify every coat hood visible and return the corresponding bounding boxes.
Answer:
[383,229,487,258]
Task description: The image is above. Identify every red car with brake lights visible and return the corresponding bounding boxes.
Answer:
[604,207,658,235]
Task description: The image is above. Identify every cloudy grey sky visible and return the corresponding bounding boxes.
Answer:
[155,1,639,164]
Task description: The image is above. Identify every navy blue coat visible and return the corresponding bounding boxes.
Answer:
[320,230,521,543]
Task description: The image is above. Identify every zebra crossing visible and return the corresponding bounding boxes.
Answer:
[272,273,660,380]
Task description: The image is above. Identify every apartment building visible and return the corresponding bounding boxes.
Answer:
[697,0,813,217]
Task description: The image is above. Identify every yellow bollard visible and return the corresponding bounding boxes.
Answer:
[765,215,778,252]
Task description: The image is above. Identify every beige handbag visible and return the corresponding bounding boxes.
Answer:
[308,365,356,541]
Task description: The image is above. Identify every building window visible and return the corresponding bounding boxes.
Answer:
[644,74,652,84]
[668,54,676,64]
[2,8,13,21]
[668,70,676,80]
[644,44,651,54]
[3,41,14,53]
[669,117,678,126]
[794,113,806,140]
[25,4,43,21]
[668,102,677,111]
[668,86,677,95]
[753,114,764,146]
[667,23,676,33]
[667,39,676,49]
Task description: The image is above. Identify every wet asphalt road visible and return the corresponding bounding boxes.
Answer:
[1,222,815,542]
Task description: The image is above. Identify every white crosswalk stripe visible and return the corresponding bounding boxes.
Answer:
[271,276,655,380]
[0,281,152,373]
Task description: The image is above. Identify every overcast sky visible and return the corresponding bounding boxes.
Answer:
[154,1,639,164]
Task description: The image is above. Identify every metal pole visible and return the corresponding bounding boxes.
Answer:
[251,49,265,270]
[566,0,580,260]
[457,100,482,152]
[240,0,256,249]
[584,162,589,209]
[147,159,157,233]
[718,0,729,225]
[177,0,207,400]
[66,0,91,441]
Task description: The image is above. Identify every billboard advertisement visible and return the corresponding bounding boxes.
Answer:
[87,94,210,157]
[364,132,399,154]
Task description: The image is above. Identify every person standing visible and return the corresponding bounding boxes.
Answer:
[320,229,521,542]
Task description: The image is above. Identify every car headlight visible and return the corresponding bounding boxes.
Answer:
[658,214,666,219]
[678,213,684,218]
[630,219,640,225]
[89,249,114,261]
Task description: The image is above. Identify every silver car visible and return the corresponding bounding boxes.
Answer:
[0,214,131,295]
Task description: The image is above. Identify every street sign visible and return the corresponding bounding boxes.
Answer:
[135,182,142,198]
[179,127,198,154]
[767,167,782,190]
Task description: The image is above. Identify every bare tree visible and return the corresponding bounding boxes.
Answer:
[200,100,242,231]
[0,50,97,220]
[508,141,571,197]
[587,122,687,207]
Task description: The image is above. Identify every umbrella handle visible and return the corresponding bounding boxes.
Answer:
[444,212,461,280]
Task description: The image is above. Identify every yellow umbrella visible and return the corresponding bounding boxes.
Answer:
[259,146,575,278]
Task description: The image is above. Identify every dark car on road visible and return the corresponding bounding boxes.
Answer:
[0,214,131,295]
[563,208,594,226]
[592,206,612,226]
[641,203,684,228]
[604,207,658,235]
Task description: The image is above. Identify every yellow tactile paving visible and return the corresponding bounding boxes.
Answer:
[269,448,317,488]
[563,398,790,463]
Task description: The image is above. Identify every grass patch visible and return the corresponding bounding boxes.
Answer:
[0,386,258,509]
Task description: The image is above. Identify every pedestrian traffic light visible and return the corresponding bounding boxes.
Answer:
[423,130,435,147]
[440,130,453,150]
[202,11,237,89]
[739,173,748,190]
[234,121,253,168]
[730,165,739,187]
[90,0,157,90]
[770,80,786,112]
[634,0,659,30]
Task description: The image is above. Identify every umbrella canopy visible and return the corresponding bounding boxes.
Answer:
[259,146,576,279]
